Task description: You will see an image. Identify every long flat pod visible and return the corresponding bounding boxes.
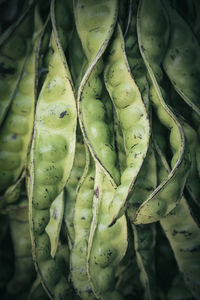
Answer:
[0,3,34,127]
[134,0,190,224]
[87,170,128,299]
[28,0,77,298]
[71,148,97,299]
[163,3,200,122]
[6,196,35,298]
[155,145,200,299]
[64,127,86,247]
[74,0,120,186]
[131,223,157,300]
[104,23,150,226]
[0,11,44,195]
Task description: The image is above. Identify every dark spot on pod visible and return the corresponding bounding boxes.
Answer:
[131,143,138,149]
[107,249,112,256]
[141,45,145,52]
[0,62,15,77]
[172,230,192,237]
[81,216,85,220]
[80,4,84,8]
[12,134,17,140]
[52,210,58,220]
[85,286,93,295]
[140,238,145,243]
[59,110,67,118]
[94,187,99,198]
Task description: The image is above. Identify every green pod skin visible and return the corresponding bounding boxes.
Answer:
[131,223,157,300]
[125,0,150,112]
[104,24,150,226]
[163,3,200,126]
[64,128,86,246]
[0,17,44,195]
[45,190,64,258]
[0,5,34,127]
[28,0,77,298]
[70,147,96,300]
[134,0,190,224]
[180,120,200,208]
[87,168,128,300]
[75,0,120,186]
[167,273,193,300]
[155,143,200,299]
[29,276,49,300]
[67,27,86,91]
[6,198,35,298]
[127,143,157,223]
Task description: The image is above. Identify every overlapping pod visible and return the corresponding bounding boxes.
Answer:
[87,170,128,300]
[0,8,39,195]
[133,0,190,224]
[70,148,96,299]
[64,128,86,246]
[28,0,77,298]
[104,24,150,225]
[131,223,156,300]
[74,0,120,186]
[6,197,35,299]
[155,144,200,299]
[0,4,34,126]
[29,276,49,300]
[163,3,200,130]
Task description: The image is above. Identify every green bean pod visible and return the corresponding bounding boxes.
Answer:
[0,4,34,127]
[0,13,43,195]
[6,197,35,298]
[163,3,200,124]
[155,143,200,299]
[64,127,86,246]
[104,24,150,226]
[70,147,96,299]
[132,223,156,300]
[75,0,120,186]
[125,0,150,112]
[27,0,77,298]
[134,0,190,224]
[87,170,128,299]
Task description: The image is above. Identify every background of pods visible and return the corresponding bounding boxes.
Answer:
[0,0,200,299]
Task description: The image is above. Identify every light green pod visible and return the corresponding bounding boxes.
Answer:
[28,0,77,298]
[0,14,44,195]
[155,142,200,299]
[75,0,120,186]
[45,190,64,258]
[87,169,128,300]
[64,128,86,246]
[134,0,190,224]
[70,148,96,299]
[104,24,150,226]
[0,4,34,127]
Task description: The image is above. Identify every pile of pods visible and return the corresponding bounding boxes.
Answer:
[0,0,200,299]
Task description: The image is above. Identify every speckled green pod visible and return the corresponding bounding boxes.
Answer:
[71,148,96,299]
[28,0,77,298]
[87,169,128,299]
[104,24,150,226]
[125,0,150,112]
[155,142,200,299]
[163,3,200,122]
[64,128,86,246]
[75,0,120,186]
[0,16,43,195]
[134,0,190,224]
[0,5,34,127]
